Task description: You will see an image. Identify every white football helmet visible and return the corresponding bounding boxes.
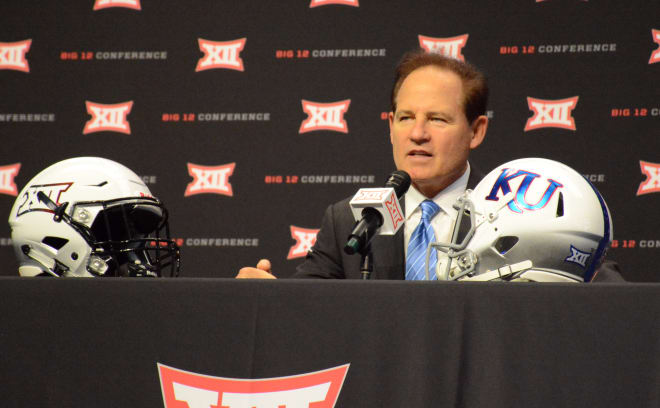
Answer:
[429,158,612,283]
[8,157,180,277]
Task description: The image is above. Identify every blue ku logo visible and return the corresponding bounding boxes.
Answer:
[485,168,563,213]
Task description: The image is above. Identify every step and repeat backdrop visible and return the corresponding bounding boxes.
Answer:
[1,0,658,281]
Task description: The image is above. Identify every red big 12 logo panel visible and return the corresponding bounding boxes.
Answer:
[158,363,349,408]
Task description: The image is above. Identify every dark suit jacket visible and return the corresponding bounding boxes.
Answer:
[291,166,624,282]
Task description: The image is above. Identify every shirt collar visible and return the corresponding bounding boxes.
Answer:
[404,162,471,220]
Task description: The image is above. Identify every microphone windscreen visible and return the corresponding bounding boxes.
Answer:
[385,170,411,198]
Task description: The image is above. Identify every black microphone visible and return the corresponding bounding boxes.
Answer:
[344,170,411,255]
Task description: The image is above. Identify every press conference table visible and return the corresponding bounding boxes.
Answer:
[1,277,658,407]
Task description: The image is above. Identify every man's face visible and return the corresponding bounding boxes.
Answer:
[389,66,486,197]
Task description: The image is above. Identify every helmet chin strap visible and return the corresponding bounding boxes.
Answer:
[455,260,582,283]
[457,260,533,281]
[515,269,582,283]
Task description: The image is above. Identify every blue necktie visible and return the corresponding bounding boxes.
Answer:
[406,199,440,280]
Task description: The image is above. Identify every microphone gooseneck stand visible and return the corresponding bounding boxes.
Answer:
[359,243,373,280]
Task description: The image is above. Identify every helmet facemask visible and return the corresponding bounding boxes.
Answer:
[427,190,526,281]
[33,192,180,277]
[79,197,180,277]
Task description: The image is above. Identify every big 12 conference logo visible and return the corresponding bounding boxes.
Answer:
[299,100,350,133]
[288,225,320,259]
[310,0,359,7]
[93,0,141,10]
[384,193,404,230]
[637,160,660,195]
[525,96,578,131]
[158,363,349,408]
[0,163,21,196]
[0,40,31,72]
[196,38,246,72]
[650,29,660,64]
[564,245,591,268]
[418,34,469,61]
[83,101,133,134]
[185,163,235,197]
[485,168,563,214]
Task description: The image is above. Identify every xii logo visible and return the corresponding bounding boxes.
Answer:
[525,97,578,131]
[93,0,141,10]
[288,226,320,259]
[196,38,246,72]
[83,101,133,134]
[650,29,660,64]
[384,194,404,230]
[418,34,469,61]
[0,40,31,72]
[0,163,21,196]
[299,100,351,133]
[158,363,349,408]
[637,160,660,195]
[565,245,591,268]
[185,163,235,197]
[310,0,359,7]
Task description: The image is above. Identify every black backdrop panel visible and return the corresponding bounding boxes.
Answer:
[1,1,659,280]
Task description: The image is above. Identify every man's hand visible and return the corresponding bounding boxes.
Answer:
[236,259,277,279]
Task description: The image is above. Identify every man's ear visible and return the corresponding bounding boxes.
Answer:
[469,115,488,149]
[388,111,395,145]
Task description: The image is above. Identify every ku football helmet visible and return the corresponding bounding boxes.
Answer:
[8,157,180,277]
[429,158,612,283]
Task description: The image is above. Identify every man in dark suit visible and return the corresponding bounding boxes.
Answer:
[237,50,623,282]
[238,50,489,280]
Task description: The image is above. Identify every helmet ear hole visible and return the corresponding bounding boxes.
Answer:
[494,236,519,255]
[556,192,564,217]
[42,236,69,250]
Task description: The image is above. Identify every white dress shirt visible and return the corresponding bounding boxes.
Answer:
[403,163,470,279]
